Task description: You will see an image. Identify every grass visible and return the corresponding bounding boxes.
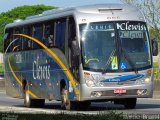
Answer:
[0,63,4,73]
[1,111,159,120]
[153,62,159,80]
[153,62,159,68]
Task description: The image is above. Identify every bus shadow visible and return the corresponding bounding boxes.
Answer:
[13,102,160,111]
[89,103,160,111]
[135,103,160,110]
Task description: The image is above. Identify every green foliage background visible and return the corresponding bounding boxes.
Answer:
[0,4,57,52]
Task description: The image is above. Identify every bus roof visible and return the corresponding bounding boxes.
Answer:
[5,4,145,29]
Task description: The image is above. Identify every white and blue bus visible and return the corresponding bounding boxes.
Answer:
[3,4,158,110]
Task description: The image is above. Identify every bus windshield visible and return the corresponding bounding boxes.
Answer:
[80,21,151,72]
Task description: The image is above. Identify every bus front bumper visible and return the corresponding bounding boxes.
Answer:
[80,83,153,101]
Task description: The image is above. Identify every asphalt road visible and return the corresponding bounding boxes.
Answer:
[0,91,160,116]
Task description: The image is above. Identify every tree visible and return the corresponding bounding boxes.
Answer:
[121,0,160,40]
[0,4,57,52]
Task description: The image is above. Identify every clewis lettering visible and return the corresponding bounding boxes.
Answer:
[33,56,50,80]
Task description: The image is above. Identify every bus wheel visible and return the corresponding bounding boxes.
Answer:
[61,88,72,110]
[24,90,45,108]
[24,90,35,107]
[124,98,137,109]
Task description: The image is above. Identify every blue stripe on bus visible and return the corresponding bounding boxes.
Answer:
[101,74,144,82]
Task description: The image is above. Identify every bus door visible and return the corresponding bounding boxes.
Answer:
[67,17,80,81]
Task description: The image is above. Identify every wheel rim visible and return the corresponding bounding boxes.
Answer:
[25,90,30,106]
[61,89,70,109]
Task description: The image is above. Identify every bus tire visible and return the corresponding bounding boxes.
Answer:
[61,88,73,110]
[24,90,35,107]
[24,90,45,108]
[124,98,137,109]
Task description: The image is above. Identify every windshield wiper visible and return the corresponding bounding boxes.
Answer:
[121,48,138,73]
[102,49,116,73]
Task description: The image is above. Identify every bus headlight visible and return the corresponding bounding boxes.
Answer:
[144,77,151,83]
[135,77,151,84]
[84,72,96,87]
[84,72,104,87]
[86,80,95,87]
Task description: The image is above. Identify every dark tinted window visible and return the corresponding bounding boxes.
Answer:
[4,29,12,53]
[23,27,32,50]
[44,22,54,47]
[33,25,43,49]
[13,28,22,52]
[55,20,66,52]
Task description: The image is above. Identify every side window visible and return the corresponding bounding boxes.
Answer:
[55,19,66,52]
[23,26,32,50]
[22,28,28,50]
[44,22,54,47]
[28,27,32,50]
[13,28,22,52]
[68,17,76,47]
[68,17,76,67]
[4,29,12,53]
[67,17,79,80]
[33,25,43,49]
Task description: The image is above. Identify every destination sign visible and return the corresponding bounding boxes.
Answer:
[116,22,145,31]
[119,31,143,39]
[81,23,114,31]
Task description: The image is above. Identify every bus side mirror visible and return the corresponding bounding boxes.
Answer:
[72,40,80,56]
[152,40,158,56]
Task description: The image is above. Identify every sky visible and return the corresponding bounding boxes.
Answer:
[0,0,122,13]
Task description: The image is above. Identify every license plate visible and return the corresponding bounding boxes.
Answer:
[114,88,126,94]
